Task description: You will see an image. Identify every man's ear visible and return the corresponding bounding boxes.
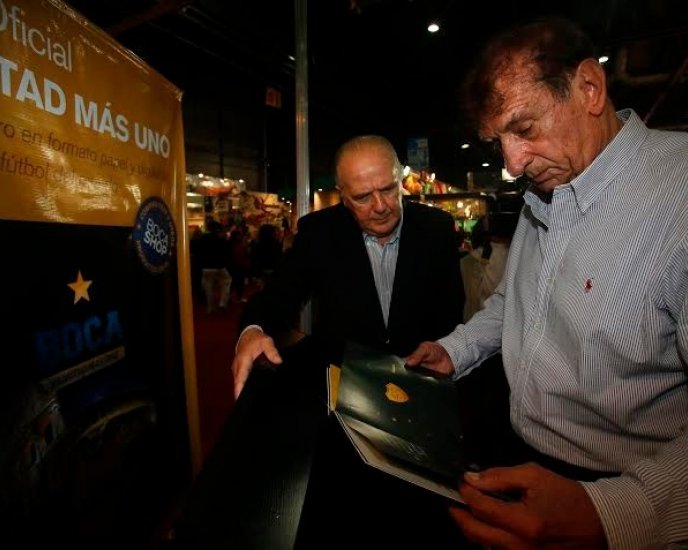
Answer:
[575,58,608,116]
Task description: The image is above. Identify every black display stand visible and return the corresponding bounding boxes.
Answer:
[172,338,514,549]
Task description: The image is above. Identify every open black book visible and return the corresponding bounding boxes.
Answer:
[328,341,466,502]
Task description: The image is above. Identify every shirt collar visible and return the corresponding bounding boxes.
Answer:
[568,108,644,212]
[363,204,404,245]
[524,108,645,225]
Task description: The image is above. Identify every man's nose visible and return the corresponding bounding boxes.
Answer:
[371,191,385,210]
[501,138,528,178]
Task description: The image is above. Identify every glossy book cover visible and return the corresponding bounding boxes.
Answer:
[330,341,466,501]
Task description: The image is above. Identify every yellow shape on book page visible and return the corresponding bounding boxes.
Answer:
[385,383,409,403]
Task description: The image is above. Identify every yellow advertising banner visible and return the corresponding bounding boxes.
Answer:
[0,1,202,542]
[0,0,185,225]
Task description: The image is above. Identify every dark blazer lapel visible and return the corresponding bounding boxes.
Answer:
[388,204,421,325]
[334,205,386,331]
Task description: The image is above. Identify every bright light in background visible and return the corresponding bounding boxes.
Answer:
[598,55,609,64]
[427,22,439,33]
[460,143,470,149]
[403,165,411,177]
[482,162,490,167]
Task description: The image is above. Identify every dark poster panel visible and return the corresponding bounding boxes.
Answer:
[0,219,190,545]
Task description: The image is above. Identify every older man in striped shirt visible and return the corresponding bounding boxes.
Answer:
[406,17,688,550]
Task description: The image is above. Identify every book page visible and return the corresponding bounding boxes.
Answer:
[334,344,465,479]
[327,343,467,504]
[335,411,463,503]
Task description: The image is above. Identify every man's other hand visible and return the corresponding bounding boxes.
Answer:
[450,463,607,549]
[404,341,455,376]
[231,327,283,399]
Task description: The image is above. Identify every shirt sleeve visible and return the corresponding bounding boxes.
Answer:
[439,275,505,380]
[582,429,688,548]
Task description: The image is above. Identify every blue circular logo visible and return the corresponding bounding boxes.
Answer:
[132,197,176,274]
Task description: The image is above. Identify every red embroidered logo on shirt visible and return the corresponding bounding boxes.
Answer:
[584,278,593,293]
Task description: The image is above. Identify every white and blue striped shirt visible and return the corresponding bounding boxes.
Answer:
[439,110,688,548]
[363,212,403,327]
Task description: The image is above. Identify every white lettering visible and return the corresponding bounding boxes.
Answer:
[0,55,66,115]
[43,77,65,115]
[0,0,73,72]
[0,54,18,96]
[16,67,43,109]
[134,123,170,158]
[143,218,169,255]
[74,95,130,142]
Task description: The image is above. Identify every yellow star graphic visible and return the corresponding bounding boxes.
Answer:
[68,270,93,304]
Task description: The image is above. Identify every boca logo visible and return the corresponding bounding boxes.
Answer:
[33,309,125,374]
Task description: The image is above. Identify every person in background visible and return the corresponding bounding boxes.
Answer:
[231,134,465,399]
[227,224,251,303]
[462,212,519,322]
[406,16,688,549]
[460,217,491,322]
[280,217,295,252]
[189,226,205,300]
[249,223,284,288]
[478,212,517,308]
[195,220,232,313]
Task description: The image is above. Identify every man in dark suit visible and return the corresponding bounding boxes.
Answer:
[231,134,464,398]
[218,135,477,548]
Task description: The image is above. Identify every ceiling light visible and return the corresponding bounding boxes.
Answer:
[598,55,609,64]
[427,22,439,33]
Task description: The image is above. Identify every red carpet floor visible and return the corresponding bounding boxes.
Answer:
[191,294,248,458]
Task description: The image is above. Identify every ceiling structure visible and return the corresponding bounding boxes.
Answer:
[65,0,688,185]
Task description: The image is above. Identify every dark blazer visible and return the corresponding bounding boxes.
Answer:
[242,200,464,363]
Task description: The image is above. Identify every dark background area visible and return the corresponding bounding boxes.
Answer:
[66,0,688,197]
